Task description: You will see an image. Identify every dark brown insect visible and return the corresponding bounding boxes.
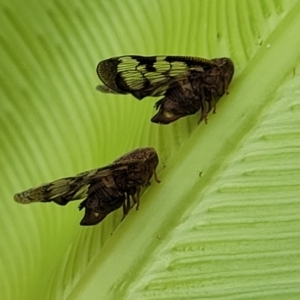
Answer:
[96,55,234,124]
[14,148,160,226]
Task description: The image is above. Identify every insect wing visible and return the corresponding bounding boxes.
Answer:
[114,147,160,186]
[14,162,137,206]
[96,55,219,100]
[14,175,90,206]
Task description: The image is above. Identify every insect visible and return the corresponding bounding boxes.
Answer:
[14,147,160,226]
[96,55,234,124]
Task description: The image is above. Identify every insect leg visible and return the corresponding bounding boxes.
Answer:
[153,169,161,183]
[134,186,141,210]
[121,193,131,221]
[209,88,218,114]
[197,86,208,124]
[121,203,127,221]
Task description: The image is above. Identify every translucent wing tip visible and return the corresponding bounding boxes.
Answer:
[14,186,46,204]
[14,191,35,204]
[96,84,121,94]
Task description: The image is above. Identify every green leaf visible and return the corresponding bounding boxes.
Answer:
[1,1,300,299]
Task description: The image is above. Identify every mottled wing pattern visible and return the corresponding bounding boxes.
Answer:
[96,55,234,124]
[14,161,141,206]
[96,55,218,99]
[113,146,160,187]
[14,147,160,226]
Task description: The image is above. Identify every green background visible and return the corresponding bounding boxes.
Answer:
[1,0,300,299]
